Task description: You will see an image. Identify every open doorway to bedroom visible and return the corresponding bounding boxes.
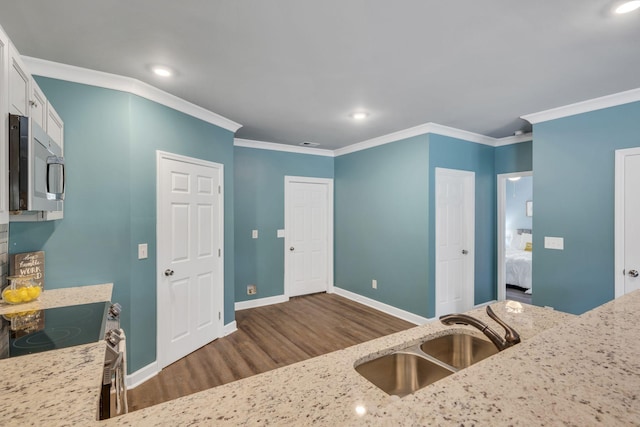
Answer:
[497,172,533,304]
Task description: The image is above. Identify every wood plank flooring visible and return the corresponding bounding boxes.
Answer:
[127,292,414,412]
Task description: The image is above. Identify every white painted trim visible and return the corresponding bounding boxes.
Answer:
[284,176,334,298]
[522,87,640,125]
[223,320,237,336]
[22,56,242,133]
[614,147,640,298]
[332,287,433,325]
[473,300,497,309]
[156,151,225,370]
[493,133,533,147]
[496,171,533,302]
[235,295,289,311]
[435,168,475,318]
[234,138,335,157]
[125,361,159,389]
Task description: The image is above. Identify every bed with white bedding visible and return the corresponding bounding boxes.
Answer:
[505,248,532,292]
[505,230,532,293]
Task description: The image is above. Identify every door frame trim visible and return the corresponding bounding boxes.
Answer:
[155,150,225,370]
[496,171,533,301]
[434,167,475,318]
[615,147,640,298]
[283,175,334,297]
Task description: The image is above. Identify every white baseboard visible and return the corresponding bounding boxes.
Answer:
[126,320,238,389]
[126,360,159,389]
[235,295,289,311]
[223,320,237,336]
[474,300,497,309]
[331,287,433,325]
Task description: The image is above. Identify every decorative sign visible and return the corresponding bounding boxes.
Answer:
[10,251,45,289]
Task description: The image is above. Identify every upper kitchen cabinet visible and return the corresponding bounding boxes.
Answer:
[0,27,8,224]
[29,78,47,129]
[46,102,63,149]
[8,42,29,117]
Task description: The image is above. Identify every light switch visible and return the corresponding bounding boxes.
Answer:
[138,243,148,259]
[252,230,258,239]
[277,229,285,238]
[544,236,564,250]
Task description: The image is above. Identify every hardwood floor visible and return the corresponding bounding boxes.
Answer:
[127,292,414,412]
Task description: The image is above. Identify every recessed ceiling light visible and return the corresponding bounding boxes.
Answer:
[152,66,173,77]
[615,1,640,13]
[350,112,369,120]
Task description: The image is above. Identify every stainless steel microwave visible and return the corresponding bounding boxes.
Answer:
[8,114,65,213]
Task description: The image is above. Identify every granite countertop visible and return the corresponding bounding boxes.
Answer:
[0,283,113,315]
[0,283,113,426]
[109,294,640,426]
[107,300,586,426]
[4,290,640,426]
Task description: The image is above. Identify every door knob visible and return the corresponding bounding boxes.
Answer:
[629,270,639,278]
[164,269,174,277]
[289,247,295,251]
[462,249,469,255]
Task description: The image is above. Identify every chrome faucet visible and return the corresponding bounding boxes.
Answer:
[439,306,521,351]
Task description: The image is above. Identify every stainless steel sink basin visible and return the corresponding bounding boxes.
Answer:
[420,333,499,369]
[355,352,454,397]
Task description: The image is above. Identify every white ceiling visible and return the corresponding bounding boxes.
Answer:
[1,1,639,150]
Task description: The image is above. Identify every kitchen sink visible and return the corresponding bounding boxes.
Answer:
[355,351,454,397]
[420,333,499,369]
[355,332,500,397]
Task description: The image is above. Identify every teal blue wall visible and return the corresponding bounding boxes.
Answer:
[334,134,521,319]
[234,147,333,302]
[532,101,640,314]
[335,136,431,317]
[495,141,532,174]
[9,77,236,373]
[428,134,497,310]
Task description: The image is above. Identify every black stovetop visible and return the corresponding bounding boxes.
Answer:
[0,301,109,359]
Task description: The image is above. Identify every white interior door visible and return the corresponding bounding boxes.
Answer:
[157,151,224,369]
[284,176,334,297]
[615,148,640,297]
[435,168,475,317]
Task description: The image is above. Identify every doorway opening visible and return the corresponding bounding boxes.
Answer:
[497,172,533,303]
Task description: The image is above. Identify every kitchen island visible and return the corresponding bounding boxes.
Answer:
[107,292,638,426]
[3,288,640,425]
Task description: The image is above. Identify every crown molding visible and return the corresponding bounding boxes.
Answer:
[334,122,500,157]
[521,87,640,125]
[494,133,533,147]
[234,138,335,157]
[22,56,242,133]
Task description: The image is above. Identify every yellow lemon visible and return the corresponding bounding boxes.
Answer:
[3,289,20,304]
[27,286,41,299]
[17,288,30,302]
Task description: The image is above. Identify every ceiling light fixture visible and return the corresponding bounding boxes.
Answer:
[350,112,369,120]
[615,0,640,13]
[508,177,522,182]
[152,65,173,77]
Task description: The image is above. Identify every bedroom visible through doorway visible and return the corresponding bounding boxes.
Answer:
[497,172,533,304]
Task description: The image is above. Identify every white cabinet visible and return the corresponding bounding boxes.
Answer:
[1,31,64,222]
[0,28,8,225]
[46,102,64,149]
[30,78,46,129]
[8,42,29,117]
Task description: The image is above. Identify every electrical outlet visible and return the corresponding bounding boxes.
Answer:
[247,284,257,295]
[372,279,377,289]
[252,230,258,239]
